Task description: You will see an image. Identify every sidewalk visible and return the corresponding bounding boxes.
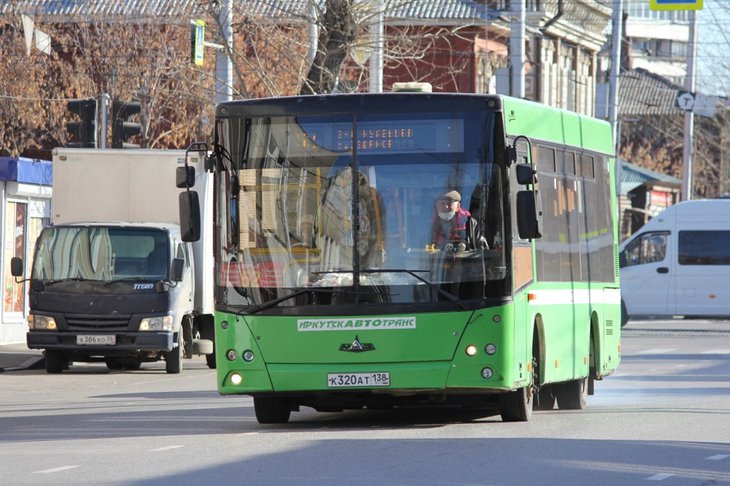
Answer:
[0,342,44,372]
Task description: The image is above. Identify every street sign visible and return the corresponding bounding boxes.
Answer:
[650,0,703,11]
[190,19,205,66]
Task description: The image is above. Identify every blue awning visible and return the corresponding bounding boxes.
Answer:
[0,157,52,185]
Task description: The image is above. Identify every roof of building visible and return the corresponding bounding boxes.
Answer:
[620,158,680,195]
[619,68,683,116]
[1,0,501,22]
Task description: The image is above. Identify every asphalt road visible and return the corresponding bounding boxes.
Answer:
[1,318,729,485]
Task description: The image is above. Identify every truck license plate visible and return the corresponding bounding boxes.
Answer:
[327,372,390,388]
[77,335,116,345]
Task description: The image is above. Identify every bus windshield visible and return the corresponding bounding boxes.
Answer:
[215,110,508,313]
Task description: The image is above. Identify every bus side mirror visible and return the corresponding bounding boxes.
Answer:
[516,164,536,185]
[171,257,185,282]
[618,251,627,268]
[179,191,201,242]
[11,257,23,277]
[517,190,542,239]
[176,166,195,189]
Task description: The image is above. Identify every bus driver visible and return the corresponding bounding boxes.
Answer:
[432,190,484,251]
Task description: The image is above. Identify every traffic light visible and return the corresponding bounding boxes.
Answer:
[111,99,142,148]
[66,98,97,148]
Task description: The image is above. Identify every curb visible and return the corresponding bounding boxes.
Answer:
[0,356,45,373]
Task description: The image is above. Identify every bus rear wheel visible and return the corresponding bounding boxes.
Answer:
[253,397,291,424]
[499,386,533,422]
[555,377,588,410]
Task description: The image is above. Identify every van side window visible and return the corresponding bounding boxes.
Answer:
[678,230,730,265]
[623,232,668,266]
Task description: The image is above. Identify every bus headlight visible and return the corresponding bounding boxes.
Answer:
[242,350,255,362]
[485,343,497,355]
[481,367,494,379]
[230,373,243,385]
[139,315,173,331]
[465,344,478,356]
[28,314,57,330]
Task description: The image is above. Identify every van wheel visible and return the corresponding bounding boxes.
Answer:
[253,397,291,424]
[45,350,67,374]
[621,300,630,327]
[165,331,183,374]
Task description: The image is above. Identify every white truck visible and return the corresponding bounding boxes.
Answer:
[11,147,215,373]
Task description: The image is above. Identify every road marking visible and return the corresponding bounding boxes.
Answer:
[34,466,80,474]
[706,454,730,461]
[150,445,184,452]
[646,473,674,481]
[700,350,730,355]
[635,348,676,355]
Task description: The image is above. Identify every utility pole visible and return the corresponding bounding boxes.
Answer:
[509,0,525,98]
[215,0,233,103]
[681,10,697,201]
[608,0,623,156]
[369,0,383,93]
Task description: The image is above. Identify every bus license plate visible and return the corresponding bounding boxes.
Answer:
[77,335,116,345]
[327,372,390,388]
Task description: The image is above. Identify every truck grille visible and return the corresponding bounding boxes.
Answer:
[66,314,132,331]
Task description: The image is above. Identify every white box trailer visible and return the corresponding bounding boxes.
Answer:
[618,199,730,325]
[12,148,214,373]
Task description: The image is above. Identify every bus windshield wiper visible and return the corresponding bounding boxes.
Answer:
[242,288,338,315]
[362,269,461,306]
[320,269,462,307]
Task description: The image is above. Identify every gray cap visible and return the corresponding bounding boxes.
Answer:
[442,190,461,202]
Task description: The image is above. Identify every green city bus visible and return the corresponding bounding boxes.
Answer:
[179,91,621,423]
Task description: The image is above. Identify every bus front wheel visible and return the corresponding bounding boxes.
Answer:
[253,397,291,424]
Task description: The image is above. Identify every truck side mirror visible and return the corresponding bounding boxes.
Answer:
[176,166,195,189]
[179,191,201,242]
[517,190,542,239]
[171,257,185,282]
[10,257,23,277]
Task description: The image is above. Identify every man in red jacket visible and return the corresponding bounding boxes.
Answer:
[432,190,477,251]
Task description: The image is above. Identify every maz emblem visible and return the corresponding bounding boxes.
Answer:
[339,335,375,352]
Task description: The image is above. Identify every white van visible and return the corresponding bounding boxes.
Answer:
[619,199,730,325]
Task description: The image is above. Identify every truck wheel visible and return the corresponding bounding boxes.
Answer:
[205,352,216,369]
[105,358,124,370]
[165,331,183,374]
[253,397,291,424]
[45,350,67,374]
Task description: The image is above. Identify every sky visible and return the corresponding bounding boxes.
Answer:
[695,0,729,97]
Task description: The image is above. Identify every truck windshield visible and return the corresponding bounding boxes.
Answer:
[214,110,508,313]
[32,227,170,281]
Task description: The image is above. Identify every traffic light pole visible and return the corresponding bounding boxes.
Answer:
[99,93,110,149]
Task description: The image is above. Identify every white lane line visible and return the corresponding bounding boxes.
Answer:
[646,473,674,481]
[150,445,184,452]
[700,350,730,355]
[635,349,676,355]
[34,465,80,474]
[706,454,730,461]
